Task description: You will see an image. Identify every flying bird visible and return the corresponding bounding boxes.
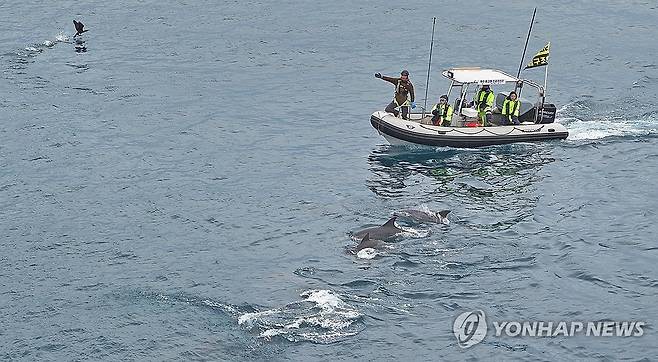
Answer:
[73,20,88,37]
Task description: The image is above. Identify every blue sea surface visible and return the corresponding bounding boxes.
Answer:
[1,1,657,360]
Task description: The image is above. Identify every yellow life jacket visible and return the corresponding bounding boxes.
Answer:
[431,103,453,120]
[502,99,520,118]
[476,90,494,111]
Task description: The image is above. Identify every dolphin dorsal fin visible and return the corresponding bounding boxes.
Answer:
[438,210,451,218]
[382,217,397,227]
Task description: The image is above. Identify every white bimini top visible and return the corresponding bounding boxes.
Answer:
[442,68,519,85]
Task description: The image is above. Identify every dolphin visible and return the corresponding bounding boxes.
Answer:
[394,209,450,224]
[353,233,386,252]
[352,217,403,241]
[73,20,88,37]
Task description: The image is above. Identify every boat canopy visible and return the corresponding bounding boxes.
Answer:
[442,68,519,85]
[441,67,545,95]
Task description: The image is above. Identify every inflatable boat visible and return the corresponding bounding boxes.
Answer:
[371,68,568,148]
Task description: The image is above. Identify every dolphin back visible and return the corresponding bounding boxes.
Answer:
[355,233,369,251]
[355,233,387,252]
[353,217,401,241]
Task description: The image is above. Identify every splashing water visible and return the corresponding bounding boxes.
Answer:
[55,32,69,42]
[558,101,658,141]
[356,248,377,259]
[417,204,433,214]
[238,289,363,344]
[565,116,658,140]
[399,226,431,238]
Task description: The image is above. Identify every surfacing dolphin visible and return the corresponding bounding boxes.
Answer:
[353,233,386,253]
[73,20,88,37]
[394,209,451,224]
[352,217,403,241]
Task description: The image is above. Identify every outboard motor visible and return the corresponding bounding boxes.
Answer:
[536,103,557,124]
[518,103,557,124]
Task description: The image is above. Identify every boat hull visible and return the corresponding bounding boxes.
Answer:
[370,111,568,148]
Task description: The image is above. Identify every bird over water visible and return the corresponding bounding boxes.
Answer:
[73,20,87,37]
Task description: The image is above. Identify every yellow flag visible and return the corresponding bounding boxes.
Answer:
[525,42,550,69]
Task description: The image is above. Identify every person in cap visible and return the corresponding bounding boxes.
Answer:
[375,70,415,120]
[474,84,495,126]
[501,91,521,125]
[430,95,453,126]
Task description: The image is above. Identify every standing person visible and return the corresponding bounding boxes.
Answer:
[474,84,494,126]
[375,70,415,120]
[430,95,453,126]
[501,91,521,125]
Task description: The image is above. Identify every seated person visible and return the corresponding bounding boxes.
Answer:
[430,95,453,126]
[474,84,495,126]
[501,91,520,125]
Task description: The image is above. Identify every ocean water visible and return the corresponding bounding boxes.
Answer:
[1,0,657,360]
